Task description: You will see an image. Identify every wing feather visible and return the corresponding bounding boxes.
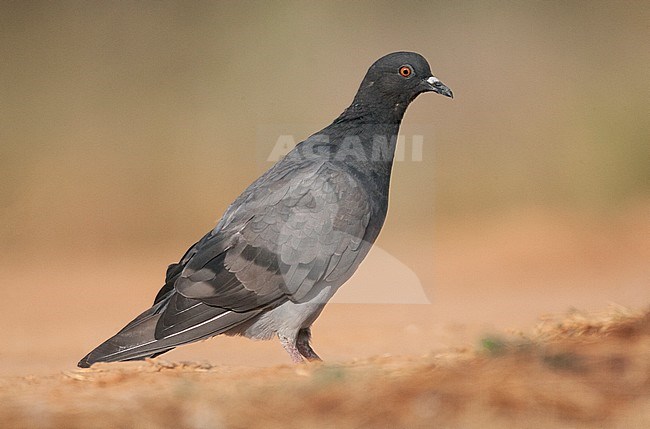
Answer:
[155,162,372,338]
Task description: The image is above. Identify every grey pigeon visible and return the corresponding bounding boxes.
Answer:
[78,51,452,367]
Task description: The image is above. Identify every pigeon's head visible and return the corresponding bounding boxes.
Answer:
[354,52,453,109]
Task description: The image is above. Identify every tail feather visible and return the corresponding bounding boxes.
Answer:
[78,309,168,367]
[78,296,260,368]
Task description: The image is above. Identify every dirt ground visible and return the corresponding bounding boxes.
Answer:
[1,204,649,428]
[2,309,650,429]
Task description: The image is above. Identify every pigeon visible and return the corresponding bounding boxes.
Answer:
[78,51,452,367]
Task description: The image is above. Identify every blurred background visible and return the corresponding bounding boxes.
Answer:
[1,1,648,375]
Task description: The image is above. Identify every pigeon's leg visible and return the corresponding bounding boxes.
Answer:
[296,328,322,362]
[278,334,304,363]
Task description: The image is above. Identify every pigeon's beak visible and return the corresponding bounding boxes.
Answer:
[425,76,453,98]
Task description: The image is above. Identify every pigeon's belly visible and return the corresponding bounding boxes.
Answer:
[234,286,335,340]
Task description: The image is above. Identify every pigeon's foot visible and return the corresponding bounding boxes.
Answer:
[296,328,321,362]
[279,334,305,363]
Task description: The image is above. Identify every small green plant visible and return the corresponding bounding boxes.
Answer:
[481,336,508,356]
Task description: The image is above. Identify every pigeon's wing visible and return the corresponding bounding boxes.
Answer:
[155,163,371,339]
[80,162,374,362]
[152,236,206,305]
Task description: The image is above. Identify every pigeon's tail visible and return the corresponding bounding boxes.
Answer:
[78,291,263,368]
[77,305,174,368]
[78,291,193,368]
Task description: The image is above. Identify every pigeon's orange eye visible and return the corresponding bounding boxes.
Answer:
[399,66,412,77]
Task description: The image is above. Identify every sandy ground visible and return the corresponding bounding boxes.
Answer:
[2,309,649,428]
[1,205,649,427]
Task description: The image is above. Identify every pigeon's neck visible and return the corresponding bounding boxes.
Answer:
[326,104,404,171]
[306,101,407,203]
[327,97,408,150]
[334,95,410,127]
